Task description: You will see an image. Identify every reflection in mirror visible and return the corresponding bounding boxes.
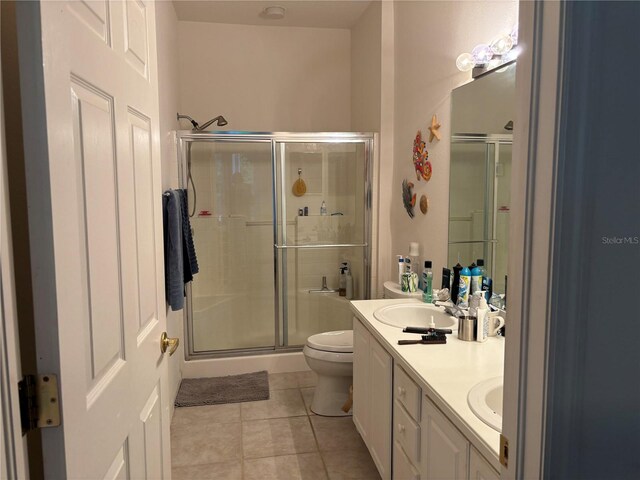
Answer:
[448,63,515,306]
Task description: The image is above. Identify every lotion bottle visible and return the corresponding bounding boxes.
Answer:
[476,295,490,343]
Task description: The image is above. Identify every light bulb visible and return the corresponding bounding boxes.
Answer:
[490,34,514,55]
[471,44,493,66]
[456,53,475,72]
[502,45,520,62]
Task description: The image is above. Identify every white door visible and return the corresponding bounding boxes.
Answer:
[16,1,170,478]
[0,16,29,476]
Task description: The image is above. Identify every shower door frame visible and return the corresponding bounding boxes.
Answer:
[449,134,513,285]
[176,131,374,359]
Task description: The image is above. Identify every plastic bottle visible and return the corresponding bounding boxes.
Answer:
[482,276,493,302]
[451,263,462,304]
[422,261,433,303]
[339,263,348,296]
[476,295,490,343]
[470,261,482,294]
[458,265,471,308]
[397,256,405,284]
[320,200,327,216]
[345,270,353,300]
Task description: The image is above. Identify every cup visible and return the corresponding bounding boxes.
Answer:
[457,316,476,342]
[487,313,505,336]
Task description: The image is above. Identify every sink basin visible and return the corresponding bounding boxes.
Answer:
[373,303,456,329]
[467,377,503,432]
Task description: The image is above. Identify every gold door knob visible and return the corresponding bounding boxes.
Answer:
[160,332,179,356]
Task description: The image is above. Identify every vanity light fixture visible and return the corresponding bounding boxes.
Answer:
[457,24,519,75]
[261,6,286,20]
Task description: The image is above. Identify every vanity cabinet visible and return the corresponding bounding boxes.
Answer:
[421,397,469,479]
[469,446,500,480]
[353,312,500,480]
[353,317,392,479]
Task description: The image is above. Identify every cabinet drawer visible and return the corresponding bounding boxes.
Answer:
[394,365,421,420]
[393,441,420,480]
[394,400,420,464]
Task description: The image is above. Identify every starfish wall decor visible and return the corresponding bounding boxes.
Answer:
[428,115,441,142]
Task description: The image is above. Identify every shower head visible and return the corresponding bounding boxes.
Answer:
[197,115,228,130]
[177,113,228,131]
[177,113,200,130]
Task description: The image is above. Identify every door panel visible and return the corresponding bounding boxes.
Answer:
[17,0,170,477]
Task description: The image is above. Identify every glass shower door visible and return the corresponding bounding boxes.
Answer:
[275,140,370,347]
[185,139,276,353]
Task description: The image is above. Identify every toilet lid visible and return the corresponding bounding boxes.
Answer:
[306,330,353,353]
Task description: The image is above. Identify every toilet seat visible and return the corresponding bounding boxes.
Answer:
[306,330,353,353]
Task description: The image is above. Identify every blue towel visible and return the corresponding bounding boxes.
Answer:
[178,189,199,282]
[163,190,184,311]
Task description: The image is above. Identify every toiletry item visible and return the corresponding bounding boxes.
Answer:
[398,334,447,345]
[470,262,482,294]
[476,296,490,343]
[410,272,419,292]
[397,256,405,284]
[401,271,419,292]
[345,270,353,300]
[422,261,433,303]
[469,291,483,318]
[403,326,452,335]
[320,200,327,216]
[482,276,492,302]
[404,257,412,273]
[304,206,309,216]
[442,268,451,290]
[457,316,476,341]
[298,208,304,216]
[451,264,462,304]
[339,262,348,296]
[408,242,420,276]
[458,265,471,308]
[401,272,410,292]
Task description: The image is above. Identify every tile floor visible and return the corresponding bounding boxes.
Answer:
[171,371,381,480]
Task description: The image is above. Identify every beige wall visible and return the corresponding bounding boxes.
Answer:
[391,0,518,288]
[177,21,351,132]
[351,1,381,133]
[155,0,182,407]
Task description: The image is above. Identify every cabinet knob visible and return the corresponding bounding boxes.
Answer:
[397,423,405,433]
[398,386,406,396]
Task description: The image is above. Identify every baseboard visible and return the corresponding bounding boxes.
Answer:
[180,351,309,379]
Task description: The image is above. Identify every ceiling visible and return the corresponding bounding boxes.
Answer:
[172,0,373,29]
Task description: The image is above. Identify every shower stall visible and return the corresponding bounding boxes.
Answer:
[177,132,374,358]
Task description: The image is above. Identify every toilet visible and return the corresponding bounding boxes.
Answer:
[303,330,353,417]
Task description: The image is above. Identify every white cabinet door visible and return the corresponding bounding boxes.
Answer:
[394,441,421,480]
[370,337,393,479]
[422,398,469,480]
[16,1,170,478]
[353,317,392,480]
[353,316,371,442]
[469,447,500,480]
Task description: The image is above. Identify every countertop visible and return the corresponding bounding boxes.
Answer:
[350,298,504,470]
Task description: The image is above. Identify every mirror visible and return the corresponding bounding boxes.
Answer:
[448,62,515,305]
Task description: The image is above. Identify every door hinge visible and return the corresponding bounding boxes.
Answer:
[18,374,61,434]
[500,433,509,468]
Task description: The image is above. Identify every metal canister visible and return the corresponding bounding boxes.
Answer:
[458,316,476,342]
